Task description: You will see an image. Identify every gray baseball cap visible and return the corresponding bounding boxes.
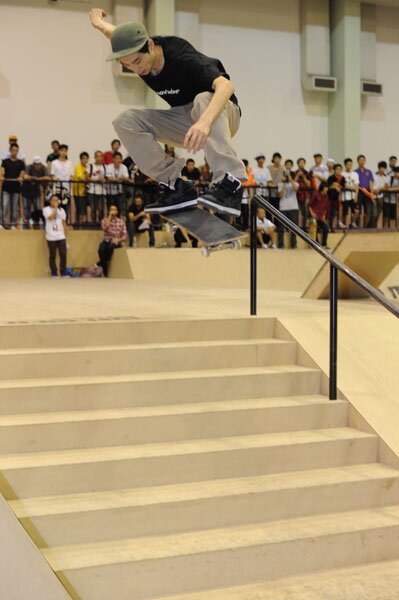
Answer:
[106,22,150,62]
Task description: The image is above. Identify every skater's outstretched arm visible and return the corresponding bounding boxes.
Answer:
[90,8,115,39]
[184,76,235,154]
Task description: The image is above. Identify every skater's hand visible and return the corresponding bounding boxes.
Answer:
[90,8,108,29]
[184,121,211,154]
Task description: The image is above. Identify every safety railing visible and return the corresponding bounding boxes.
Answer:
[250,194,399,401]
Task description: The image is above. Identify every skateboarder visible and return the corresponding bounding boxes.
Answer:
[89,9,246,217]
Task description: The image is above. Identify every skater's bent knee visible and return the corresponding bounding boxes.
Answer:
[112,109,142,132]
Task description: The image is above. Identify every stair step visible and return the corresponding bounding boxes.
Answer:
[0,317,276,349]
[0,339,297,379]
[0,428,377,498]
[158,559,399,600]
[12,463,399,546]
[0,396,347,452]
[42,505,399,600]
[0,365,322,414]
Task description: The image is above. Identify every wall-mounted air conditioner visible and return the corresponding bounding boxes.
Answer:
[303,75,337,93]
[361,80,383,96]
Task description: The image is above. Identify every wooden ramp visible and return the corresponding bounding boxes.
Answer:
[302,231,399,300]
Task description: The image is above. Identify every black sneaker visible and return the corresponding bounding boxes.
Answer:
[198,173,243,216]
[146,178,198,214]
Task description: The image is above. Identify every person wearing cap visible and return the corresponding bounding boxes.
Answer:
[22,157,49,226]
[89,9,246,216]
[326,158,336,177]
[1,135,26,162]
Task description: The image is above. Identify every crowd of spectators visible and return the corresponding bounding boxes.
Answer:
[1,134,398,258]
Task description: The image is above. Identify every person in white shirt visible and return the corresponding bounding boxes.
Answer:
[1,135,26,162]
[88,150,107,223]
[278,161,299,248]
[310,153,329,187]
[342,158,360,229]
[373,161,389,227]
[252,154,272,189]
[50,144,74,220]
[42,195,68,277]
[105,151,130,213]
[256,207,276,249]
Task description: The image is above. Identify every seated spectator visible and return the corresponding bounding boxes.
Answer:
[342,158,360,229]
[0,143,25,227]
[241,159,256,231]
[46,140,60,171]
[103,139,122,165]
[199,161,213,188]
[43,195,68,277]
[278,162,299,248]
[97,204,127,277]
[73,152,90,225]
[1,135,26,162]
[105,151,130,213]
[386,167,399,228]
[308,182,330,248]
[256,207,276,248]
[50,144,74,220]
[88,151,106,224]
[310,153,329,188]
[327,163,346,232]
[355,155,375,228]
[373,161,389,227]
[127,195,155,248]
[174,225,198,248]
[22,157,49,227]
[181,159,200,185]
[294,158,311,229]
[164,144,179,159]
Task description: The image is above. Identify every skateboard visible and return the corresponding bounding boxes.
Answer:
[165,208,245,257]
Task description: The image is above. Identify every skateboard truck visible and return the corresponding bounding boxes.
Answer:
[201,240,242,257]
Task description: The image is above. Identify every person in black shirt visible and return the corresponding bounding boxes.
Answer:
[90,10,246,216]
[327,164,346,232]
[46,140,60,171]
[181,159,201,185]
[0,144,25,226]
[22,157,49,225]
[126,195,155,248]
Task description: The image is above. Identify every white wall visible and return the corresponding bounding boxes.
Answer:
[361,5,399,168]
[0,0,145,164]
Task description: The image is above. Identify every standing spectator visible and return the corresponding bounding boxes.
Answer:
[256,207,276,248]
[88,150,106,224]
[310,153,329,188]
[46,140,60,171]
[127,195,155,247]
[105,151,130,213]
[387,155,397,177]
[342,158,360,229]
[308,182,330,248]
[0,143,25,226]
[199,161,213,188]
[1,135,26,162]
[103,139,122,165]
[326,158,336,177]
[355,155,374,228]
[73,152,90,225]
[252,153,272,189]
[294,157,311,229]
[277,163,299,249]
[241,159,256,231]
[22,157,48,227]
[267,152,284,200]
[373,161,390,227]
[386,166,399,228]
[181,159,200,184]
[50,144,74,221]
[42,195,68,277]
[97,204,127,277]
[327,163,346,232]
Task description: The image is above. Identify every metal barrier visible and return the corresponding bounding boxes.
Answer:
[250,194,399,401]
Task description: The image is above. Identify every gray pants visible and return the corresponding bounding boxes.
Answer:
[113,92,246,185]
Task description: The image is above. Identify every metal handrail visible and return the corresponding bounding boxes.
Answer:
[251,193,399,400]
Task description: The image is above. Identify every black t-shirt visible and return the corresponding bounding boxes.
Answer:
[141,36,239,109]
[1,158,25,192]
[327,174,346,203]
[47,152,59,163]
[181,166,201,181]
[22,164,49,195]
[127,203,145,227]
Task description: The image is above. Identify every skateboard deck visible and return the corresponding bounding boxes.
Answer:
[165,208,245,256]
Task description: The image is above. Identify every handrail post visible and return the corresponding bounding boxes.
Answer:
[329,264,338,400]
[250,196,257,315]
